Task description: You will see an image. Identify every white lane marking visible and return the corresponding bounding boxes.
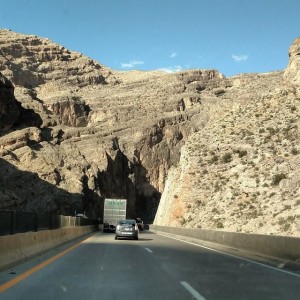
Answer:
[157,232,300,279]
[181,281,206,300]
[145,247,153,253]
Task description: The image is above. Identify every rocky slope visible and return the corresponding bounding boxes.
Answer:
[0,29,299,235]
[155,39,300,236]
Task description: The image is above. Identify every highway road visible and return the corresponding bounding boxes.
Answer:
[0,230,299,300]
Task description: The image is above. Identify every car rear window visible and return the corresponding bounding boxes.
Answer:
[119,220,135,225]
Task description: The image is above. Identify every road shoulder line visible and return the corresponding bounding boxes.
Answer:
[156,231,300,278]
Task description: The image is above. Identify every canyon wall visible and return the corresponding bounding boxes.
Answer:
[1,29,299,235]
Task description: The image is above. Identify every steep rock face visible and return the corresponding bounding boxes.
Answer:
[0,72,19,131]
[50,98,91,127]
[155,38,300,236]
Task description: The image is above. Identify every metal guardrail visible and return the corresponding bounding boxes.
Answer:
[0,210,98,236]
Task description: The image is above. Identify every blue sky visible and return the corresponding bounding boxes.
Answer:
[0,0,299,77]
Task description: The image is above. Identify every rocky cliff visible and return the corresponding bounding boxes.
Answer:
[155,39,300,236]
[0,29,299,235]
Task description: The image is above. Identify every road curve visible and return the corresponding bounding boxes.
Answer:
[0,231,299,300]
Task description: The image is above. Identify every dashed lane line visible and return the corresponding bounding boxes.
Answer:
[181,281,206,300]
[145,247,153,253]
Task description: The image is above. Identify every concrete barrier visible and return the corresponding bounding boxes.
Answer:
[150,225,300,262]
[0,226,95,271]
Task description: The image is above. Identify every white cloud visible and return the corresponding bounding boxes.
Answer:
[120,60,144,68]
[159,65,183,73]
[232,54,249,62]
[170,52,177,58]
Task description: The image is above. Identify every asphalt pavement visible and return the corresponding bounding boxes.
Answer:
[0,230,299,300]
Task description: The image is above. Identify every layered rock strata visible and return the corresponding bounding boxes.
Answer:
[0,29,300,236]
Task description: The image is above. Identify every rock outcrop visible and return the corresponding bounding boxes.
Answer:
[0,29,118,88]
[0,29,300,236]
[284,37,300,87]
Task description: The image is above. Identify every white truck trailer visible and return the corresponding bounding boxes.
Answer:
[103,198,127,232]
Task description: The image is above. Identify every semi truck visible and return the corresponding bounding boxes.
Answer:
[103,198,127,232]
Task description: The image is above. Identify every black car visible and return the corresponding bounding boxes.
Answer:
[136,218,144,231]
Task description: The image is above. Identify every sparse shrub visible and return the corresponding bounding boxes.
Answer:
[216,222,224,228]
[245,129,254,136]
[222,152,232,163]
[210,155,219,164]
[214,184,221,192]
[181,218,187,225]
[283,125,292,133]
[212,207,219,214]
[247,210,258,219]
[239,150,248,158]
[266,127,278,135]
[234,149,247,158]
[272,173,286,186]
[291,148,299,155]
